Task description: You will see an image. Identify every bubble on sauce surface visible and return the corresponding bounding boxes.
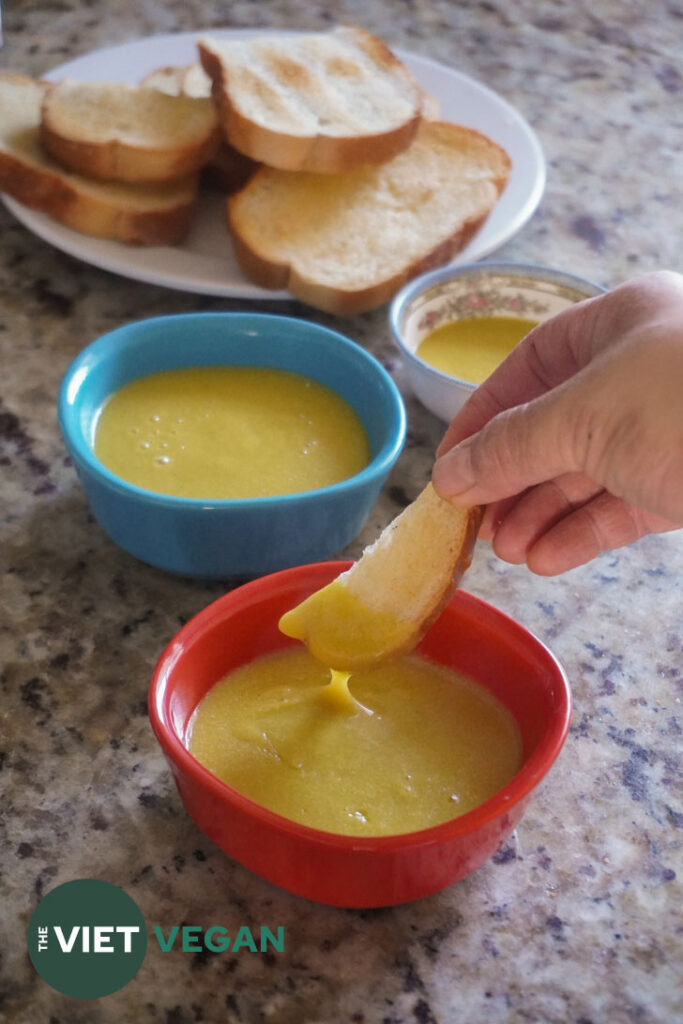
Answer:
[95,368,372,502]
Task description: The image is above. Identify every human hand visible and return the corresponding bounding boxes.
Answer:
[432,271,683,574]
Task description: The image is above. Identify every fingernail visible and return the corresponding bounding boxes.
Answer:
[433,436,475,498]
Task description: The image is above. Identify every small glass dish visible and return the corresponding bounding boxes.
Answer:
[389,261,605,422]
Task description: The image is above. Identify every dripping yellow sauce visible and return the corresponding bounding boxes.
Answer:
[187,648,522,837]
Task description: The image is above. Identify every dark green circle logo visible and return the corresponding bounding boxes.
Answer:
[27,879,147,999]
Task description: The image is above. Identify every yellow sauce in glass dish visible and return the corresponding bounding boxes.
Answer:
[94,367,370,499]
[187,648,522,837]
[417,316,538,384]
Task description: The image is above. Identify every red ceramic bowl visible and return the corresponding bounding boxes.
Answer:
[149,561,571,907]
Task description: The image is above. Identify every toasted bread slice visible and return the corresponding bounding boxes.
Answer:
[140,65,192,97]
[421,92,441,120]
[40,79,221,182]
[0,74,198,244]
[228,120,511,314]
[141,63,213,100]
[141,64,257,194]
[280,484,482,670]
[198,26,425,173]
[142,62,440,120]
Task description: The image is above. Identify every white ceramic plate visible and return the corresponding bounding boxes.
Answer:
[2,29,545,299]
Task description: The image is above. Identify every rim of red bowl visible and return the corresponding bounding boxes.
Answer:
[149,561,572,852]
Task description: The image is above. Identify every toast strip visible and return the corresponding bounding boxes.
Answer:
[280,484,482,670]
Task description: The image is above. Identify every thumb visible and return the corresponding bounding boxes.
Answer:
[432,384,589,505]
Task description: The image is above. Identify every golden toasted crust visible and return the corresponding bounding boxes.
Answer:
[279,485,482,670]
[0,149,197,243]
[341,508,481,669]
[40,81,221,183]
[39,122,219,184]
[0,73,198,244]
[351,25,410,74]
[139,65,190,95]
[398,502,482,655]
[139,63,259,193]
[228,204,490,315]
[341,489,483,664]
[198,27,424,173]
[213,99,420,175]
[226,121,511,314]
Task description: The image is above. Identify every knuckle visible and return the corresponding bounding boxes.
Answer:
[566,396,608,474]
[471,406,529,482]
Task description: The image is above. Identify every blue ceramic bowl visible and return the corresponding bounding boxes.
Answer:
[59,313,406,578]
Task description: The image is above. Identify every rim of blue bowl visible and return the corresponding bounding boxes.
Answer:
[388,260,606,390]
[59,312,407,509]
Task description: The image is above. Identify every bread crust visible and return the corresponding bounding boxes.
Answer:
[139,63,258,193]
[198,30,424,173]
[40,82,221,183]
[281,490,482,671]
[0,73,199,245]
[40,118,221,184]
[0,148,197,243]
[399,502,483,655]
[139,65,190,95]
[346,498,483,667]
[228,203,492,314]
[226,121,511,314]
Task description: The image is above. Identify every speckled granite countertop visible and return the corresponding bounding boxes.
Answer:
[1,2,681,1022]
